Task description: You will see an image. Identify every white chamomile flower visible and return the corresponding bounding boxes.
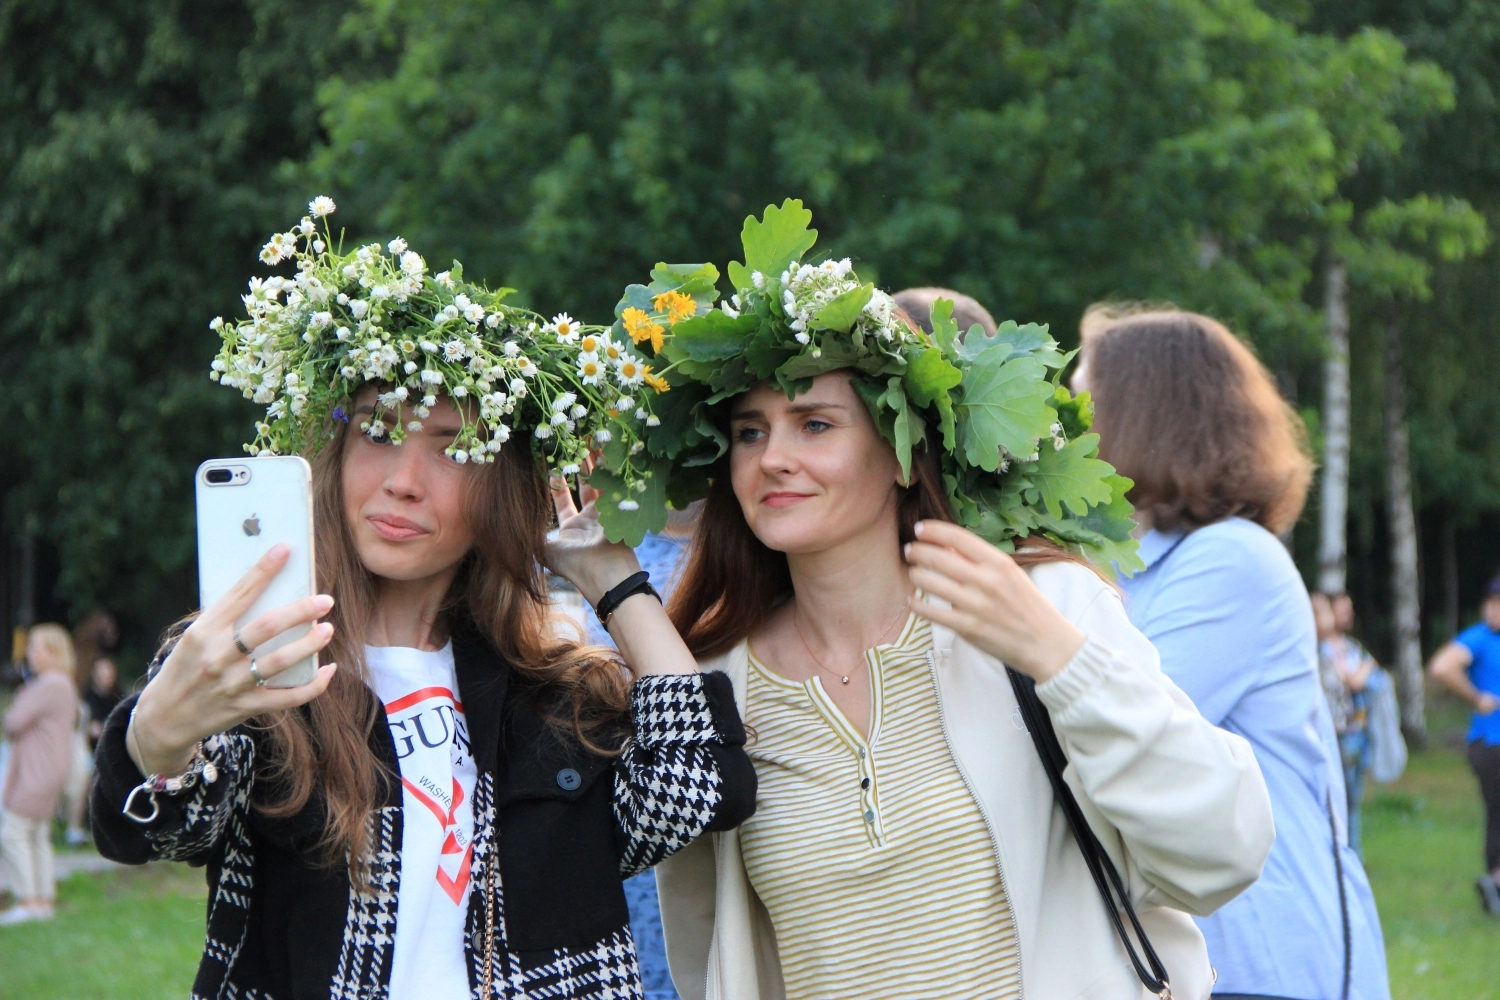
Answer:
[453,385,469,398]
[550,412,568,426]
[615,358,645,388]
[550,313,580,342]
[509,378,526,393]
[209,317,224,331]
[336,293,349,306]
[503,342,520,357]
[420,369,444,385]
[752,271,765,289]
[720,299,739,318]
[313,239,326,253]
[406,420,424,433]
[561,463,581,476]
[617,499,640,511]
[553,392,577,412]
[435,271,454,289]
[451,449,468,464]
[336,326,352,341]
[635,407,648,420]
[463,302,485,324]
[617,395,634,409]
[400,251,424,275]
[570,404,588,419]
[211,358,227,372]
[309,196,336,217]
[594,429,612,443]
[350,299,369,320]
[415,405,431,418]
[298,217,316,236]
[645,414,660,427]
[518,358,539,378]
[493,425,510,444]
[387,237,408,255]
[422,394,437,407]
[419,340,438,354]
[485,313,502,328]
[534,425,552,439]
[794,332,811,345]
[577,357,603,385]
[394,386,409,400]
[443,340,466,361]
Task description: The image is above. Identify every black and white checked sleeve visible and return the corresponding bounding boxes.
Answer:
[612,670,757,876]
[90,693,256,867]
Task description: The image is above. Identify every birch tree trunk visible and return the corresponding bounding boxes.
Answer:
[1318,258,1351,595]
[1384,316,1427,745]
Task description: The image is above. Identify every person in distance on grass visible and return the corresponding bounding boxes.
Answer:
[0,624,80,925]
[1073,304,1390,1000]
[90,204,755,1000]
[1428,571,1500,915]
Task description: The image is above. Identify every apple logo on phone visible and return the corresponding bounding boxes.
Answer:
[243,515,261,537]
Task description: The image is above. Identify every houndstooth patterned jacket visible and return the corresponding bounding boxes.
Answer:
[91,622,755,1000]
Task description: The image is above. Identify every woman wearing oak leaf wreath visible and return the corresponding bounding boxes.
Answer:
[627,201,1275,1000]
[89,200,755,1000]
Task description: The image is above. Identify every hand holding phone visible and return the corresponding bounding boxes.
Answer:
[127,545,339,776]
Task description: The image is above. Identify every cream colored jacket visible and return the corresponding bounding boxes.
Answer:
[656,560,1275,1000]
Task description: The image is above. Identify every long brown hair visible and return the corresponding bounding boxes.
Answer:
[174,422,629,883]
[1080,305,1314,535]
[667,402,1082,660]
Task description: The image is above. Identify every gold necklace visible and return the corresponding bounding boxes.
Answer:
[793,601,909,685]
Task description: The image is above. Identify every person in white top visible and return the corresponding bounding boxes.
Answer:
[95,382,756,1000]
[656,370,1275,998]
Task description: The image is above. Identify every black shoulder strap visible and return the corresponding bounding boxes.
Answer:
[1006,666,1173,997]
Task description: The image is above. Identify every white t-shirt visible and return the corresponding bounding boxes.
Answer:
[366,643,477,1000]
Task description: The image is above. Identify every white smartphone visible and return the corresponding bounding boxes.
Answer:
[195,456,318,688]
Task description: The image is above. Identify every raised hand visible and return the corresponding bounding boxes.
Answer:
[904,520,1086,682]
[545,473,643,608]
[127,544,337,776]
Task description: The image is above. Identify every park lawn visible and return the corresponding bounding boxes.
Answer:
[0,861,205,1000]
[1366,731,1500,998]
[0,723,1496,998]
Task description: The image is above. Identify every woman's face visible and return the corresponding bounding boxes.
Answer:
[342,389,477,583]
[728,372,904,556]
[26,634,58,675]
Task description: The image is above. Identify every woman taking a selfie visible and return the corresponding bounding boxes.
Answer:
[1072,305,1389,1000]
[90,203,755,1000]
[619,202,1274,1000]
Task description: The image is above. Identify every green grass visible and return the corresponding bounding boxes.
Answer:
[1,700,1496,998]
[0,862,205,1000]
[1366,696,1500,999]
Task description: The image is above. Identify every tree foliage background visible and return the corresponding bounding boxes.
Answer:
[3,0,1499,671]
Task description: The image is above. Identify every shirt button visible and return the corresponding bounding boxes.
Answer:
[556,768,582,791]
[864,810,875,823]
[860,778,871,789]
[858,748,867,758]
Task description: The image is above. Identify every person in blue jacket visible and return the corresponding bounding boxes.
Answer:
[1073,304,1389,1000]
[1429,572,1500,914]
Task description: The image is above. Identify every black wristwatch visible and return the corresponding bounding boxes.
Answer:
[594,571,661,627]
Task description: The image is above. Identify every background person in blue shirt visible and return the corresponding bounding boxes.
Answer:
[1074,304,1389,1000]
[1428,572,1500,914]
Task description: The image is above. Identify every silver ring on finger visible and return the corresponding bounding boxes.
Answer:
[233,629,253,657]
[249,660,267,688]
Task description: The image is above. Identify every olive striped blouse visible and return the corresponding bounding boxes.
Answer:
[739,614,1021,999]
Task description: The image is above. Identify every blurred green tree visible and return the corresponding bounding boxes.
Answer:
[0,0,350,659]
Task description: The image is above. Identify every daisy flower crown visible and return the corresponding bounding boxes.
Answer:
[615,198,1144,574]
[210,197,671,544]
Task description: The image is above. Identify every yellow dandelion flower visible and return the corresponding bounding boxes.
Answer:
[622,306,664,352]
[652,290,697,325]
[642,367,670,393]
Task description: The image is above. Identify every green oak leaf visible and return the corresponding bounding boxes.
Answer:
[665,462,714,509]
[775,340,861,381]
[744,322,796,379]
[649,261,720,301]
[904,347,962,450]
[1047,386,1094,437]
[930,298,960,356]
[727,199,818,292]
[643,380,713,458]
[958,320,1067,369]
[1029,434,1116,518]
[811,283,874,332]
[955,354,1056,470]
[591,459,671,547]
